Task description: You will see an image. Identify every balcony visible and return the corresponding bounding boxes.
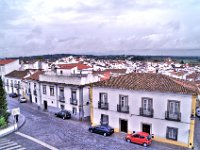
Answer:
[165,111,181,122]
[14,84,18,88]
[59,95,65,103]
[3,82,8,86]
[33,89,37,96]
[98,101,109,110]
[117,104,129,113]
[139,107,154,118]
[70,98,77,105]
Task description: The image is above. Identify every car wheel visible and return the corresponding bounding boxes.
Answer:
[103,133,107,137]
[126,139,131,143]
[62,117,65,120]
[89,129,93,133]
[143,143,147,147]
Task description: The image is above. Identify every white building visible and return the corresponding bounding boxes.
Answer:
[23,70,44,105]
[4,70,30,96]
[0,59,20,80]
[21,60,48,71]
[38,71,99,120]
[90,73,198,148]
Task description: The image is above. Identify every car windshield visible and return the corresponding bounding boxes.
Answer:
[146,135,151,140]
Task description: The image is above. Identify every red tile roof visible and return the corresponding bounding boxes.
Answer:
[91,73,199,95]
[5,70,29,79]
[0,59,16,65]
[58,63,91,70]
[26,70,44,81]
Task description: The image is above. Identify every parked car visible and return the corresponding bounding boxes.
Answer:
[125,132,152,147]
[55,110,71,119]
[19,97,27,103]
[88,125,114,136]
[9,93,18,98]
[196,107,200,117]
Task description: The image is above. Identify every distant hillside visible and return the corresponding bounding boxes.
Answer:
[9,54,200,65]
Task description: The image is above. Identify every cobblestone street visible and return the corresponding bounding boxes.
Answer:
[7,97,192,150]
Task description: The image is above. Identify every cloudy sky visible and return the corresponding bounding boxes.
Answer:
[0,0,200,57]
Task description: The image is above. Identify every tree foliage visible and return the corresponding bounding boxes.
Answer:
[0,77,8,122]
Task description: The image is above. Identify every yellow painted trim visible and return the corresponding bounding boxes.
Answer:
[114,128,119,132]
[188,95,197,148]
[92,123,97,127]
[89,86,94,125]
[153,136,188,148]
[128,131,132,134]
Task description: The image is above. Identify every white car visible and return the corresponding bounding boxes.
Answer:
[196,107,200,117]
[19,97,27,103]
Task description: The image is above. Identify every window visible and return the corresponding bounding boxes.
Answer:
[35,97,37,103]
[59,87,64,96]
[119,95,128,107]
[60,70,63,75]
[42,85,46,94]
[99,93,107,103]
[34,83,36,89]
[168,100,180,114]
[71,89,77,100]
[133,134,140,138]
[100,114,109,125]
[50,86,54,96]
[142,98,153,111]
[166,127,178,141]
[72,107,77,115]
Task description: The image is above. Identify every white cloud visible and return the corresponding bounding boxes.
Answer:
[0,0,200,57]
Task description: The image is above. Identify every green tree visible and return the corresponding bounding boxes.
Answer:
[0,77,8,122]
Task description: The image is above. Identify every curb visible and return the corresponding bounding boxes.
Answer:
[0,114,26,138]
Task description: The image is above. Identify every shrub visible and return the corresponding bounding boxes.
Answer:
[0,116,7,129]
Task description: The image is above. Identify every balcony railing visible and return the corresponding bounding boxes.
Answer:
[139,107,154,118]
[117,104,129,113]
[33,89,37,96]
[165,111,181,122]
[70,98,77,105]
[14,84,18,88]
[98,101,109,110]
[3,82,9,86]
[14,84,21,89]
[59,95,65,103]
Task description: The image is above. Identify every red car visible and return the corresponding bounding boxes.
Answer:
[125,132,152,147]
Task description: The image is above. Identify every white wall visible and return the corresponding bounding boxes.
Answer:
[92,87,192,144]
[4,77,22,95]
[1,60,20,80]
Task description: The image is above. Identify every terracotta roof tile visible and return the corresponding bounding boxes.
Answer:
[0,59,16,65]
[91,73,199,95]
[26,70,44,81]
[58,63,91,70]
[5,70,29,79]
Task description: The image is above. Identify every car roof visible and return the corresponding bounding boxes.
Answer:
[136,132,149,136]
[94,125,113,129]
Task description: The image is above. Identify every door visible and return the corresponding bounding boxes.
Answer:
[142,98,152,112]
[44,101,48,110]
[142,124,151,134]
[29,95,32,103]
[101,114,109,125]
[120,119,128,133]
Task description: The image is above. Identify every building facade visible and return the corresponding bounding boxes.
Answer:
[0,59,20,80]
[90,73,198,148]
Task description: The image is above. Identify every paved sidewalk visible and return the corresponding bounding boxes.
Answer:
[0,114,26,138]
